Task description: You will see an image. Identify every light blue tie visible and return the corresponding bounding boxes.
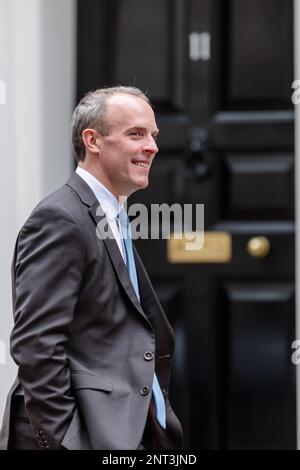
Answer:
[118,208,166,429]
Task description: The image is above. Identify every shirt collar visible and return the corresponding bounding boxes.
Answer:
[76,167,124,221]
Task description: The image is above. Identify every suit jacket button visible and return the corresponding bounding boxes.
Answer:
[141,386,150,396]
[144,351,154,361]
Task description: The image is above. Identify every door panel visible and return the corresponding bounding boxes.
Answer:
[222,282,295,449]
[226,0,293,106]
[223,153,294,219]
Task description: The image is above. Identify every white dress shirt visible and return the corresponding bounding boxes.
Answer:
[76,167,126,262]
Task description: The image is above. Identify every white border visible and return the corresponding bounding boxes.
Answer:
[294,0,300,450]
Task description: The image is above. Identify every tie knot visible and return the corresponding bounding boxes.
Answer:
[118,208,129,229]
[117,208,131,241]
[117,209,130,232]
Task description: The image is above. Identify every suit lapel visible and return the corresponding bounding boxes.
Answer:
[89,201,150,321]
[134,247,175,354]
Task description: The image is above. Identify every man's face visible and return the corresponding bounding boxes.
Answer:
[95,94,159,198]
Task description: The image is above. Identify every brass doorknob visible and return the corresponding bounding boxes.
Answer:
[247,236,271,259]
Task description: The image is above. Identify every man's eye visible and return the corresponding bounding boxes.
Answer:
[129,131,142,137]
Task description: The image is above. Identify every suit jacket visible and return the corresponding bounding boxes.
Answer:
[0,173,183,450]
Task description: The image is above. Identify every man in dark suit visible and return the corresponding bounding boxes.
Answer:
[0,86,183,450]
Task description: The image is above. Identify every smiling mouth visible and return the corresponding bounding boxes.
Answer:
[132,162,149,168]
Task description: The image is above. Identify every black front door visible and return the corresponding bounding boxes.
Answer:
[77,0,295,449]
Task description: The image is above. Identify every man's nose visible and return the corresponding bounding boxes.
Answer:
[144,137,158,155]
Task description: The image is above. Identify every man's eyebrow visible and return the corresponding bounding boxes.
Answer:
[126,126,159,135]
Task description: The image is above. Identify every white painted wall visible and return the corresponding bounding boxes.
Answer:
[0,0,76,423]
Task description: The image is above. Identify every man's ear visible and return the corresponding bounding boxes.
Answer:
[82,128,100,154]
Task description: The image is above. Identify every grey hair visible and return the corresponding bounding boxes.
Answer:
[71,86,150,163]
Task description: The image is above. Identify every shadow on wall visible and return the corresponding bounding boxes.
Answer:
[0,80,5,104]
[0,341,5,365]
